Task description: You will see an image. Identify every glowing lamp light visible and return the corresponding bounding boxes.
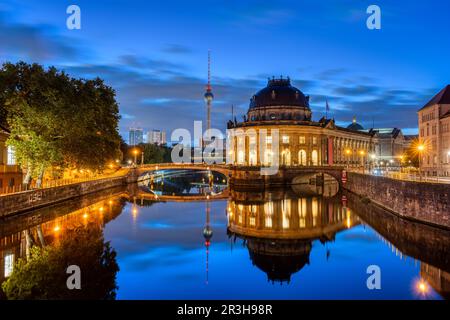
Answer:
[99,207,104,212]
[83,213,88,219]
[414,278,430,298]
[417,144,425,152]
[53,226,61,232]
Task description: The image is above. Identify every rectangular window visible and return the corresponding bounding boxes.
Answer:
[299,136,306,144]
[282,135,289,143]
[7,146,16,165]
[312,136,317,144]
[266,136,272,144]
[249,136,256,145]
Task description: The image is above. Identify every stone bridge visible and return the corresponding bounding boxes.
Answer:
[135,163,232,179]
[131,163,345,190]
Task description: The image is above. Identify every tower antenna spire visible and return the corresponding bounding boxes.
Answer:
[207,50,211,90]
[204,50,214,142]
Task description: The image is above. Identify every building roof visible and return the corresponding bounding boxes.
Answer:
[361,127,403,139]
[249,77,310,110]
[346,116,364,131]
[404,134,418,141]
[419,84,450,111]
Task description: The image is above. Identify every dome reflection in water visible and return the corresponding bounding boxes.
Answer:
[0,173,448,299]
[227,187,354,284]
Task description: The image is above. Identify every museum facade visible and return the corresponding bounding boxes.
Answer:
[227,77,378,168]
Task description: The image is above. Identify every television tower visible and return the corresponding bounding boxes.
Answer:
[204,50,214,141]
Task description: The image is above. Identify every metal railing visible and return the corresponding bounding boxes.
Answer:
[347,167,450,184]
[0,168,130,196]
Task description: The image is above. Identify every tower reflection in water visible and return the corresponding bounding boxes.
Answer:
[226,188,357,284]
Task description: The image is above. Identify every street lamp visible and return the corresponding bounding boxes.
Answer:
[417,144,425,180]
[359,150,365,173]
[345,149,351,169]
[133,149,139,165]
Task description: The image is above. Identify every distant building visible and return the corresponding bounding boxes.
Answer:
[147,129,166,145]
[0,124,23,192]
[128,128,143,146]
[349,118,406,166]
[418,85,450,176]
[372,128,405,164]
[403,134,418,149]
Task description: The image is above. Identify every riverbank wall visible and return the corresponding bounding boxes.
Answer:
[0,175,128,217]
[344,172,450,229]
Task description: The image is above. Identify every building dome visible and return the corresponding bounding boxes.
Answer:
[347,116,364,131]
[247,77,312,122]
[247,239,311,283]
[203,226,213,240]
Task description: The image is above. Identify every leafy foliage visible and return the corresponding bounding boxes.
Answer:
[0,61,122,182]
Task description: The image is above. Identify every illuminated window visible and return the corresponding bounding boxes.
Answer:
[237,150,245,164]
[282,149,291,165]
[282,135,289,143]
[7,146,16,165]
[249,135,256,145]
[312,136,317,145]
[299,136,306,144]
[266,136,272,144]
[4,253,14,277]
[311,150,318,165]
[298,150,307,166]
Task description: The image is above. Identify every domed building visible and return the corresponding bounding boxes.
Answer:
[227,77,378,167]
[347,116,364,131]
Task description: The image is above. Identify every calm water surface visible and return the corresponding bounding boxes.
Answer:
[0,172,449,300]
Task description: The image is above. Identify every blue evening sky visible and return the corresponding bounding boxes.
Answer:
[1,0,449,139]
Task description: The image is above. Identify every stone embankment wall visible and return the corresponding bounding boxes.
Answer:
[0,176,127,217]
[344,172,450,228]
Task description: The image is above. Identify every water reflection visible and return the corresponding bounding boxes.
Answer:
[0,191,126,299]
[0,182,448,299]
[138,170,227,196]
[227,190,356,283]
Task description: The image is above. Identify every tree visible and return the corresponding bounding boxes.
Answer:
[0,62,122,187]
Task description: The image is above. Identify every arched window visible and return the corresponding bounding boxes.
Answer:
[311,150,318,166]
[298,150,307,166]
[237,150,245,165]
[282,149,291,166]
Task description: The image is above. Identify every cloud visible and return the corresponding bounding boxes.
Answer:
[0,10,79,62]
[333,85,380,96]
[162,44,192,54]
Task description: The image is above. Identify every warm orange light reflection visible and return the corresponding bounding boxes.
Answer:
[53,225,61,232]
